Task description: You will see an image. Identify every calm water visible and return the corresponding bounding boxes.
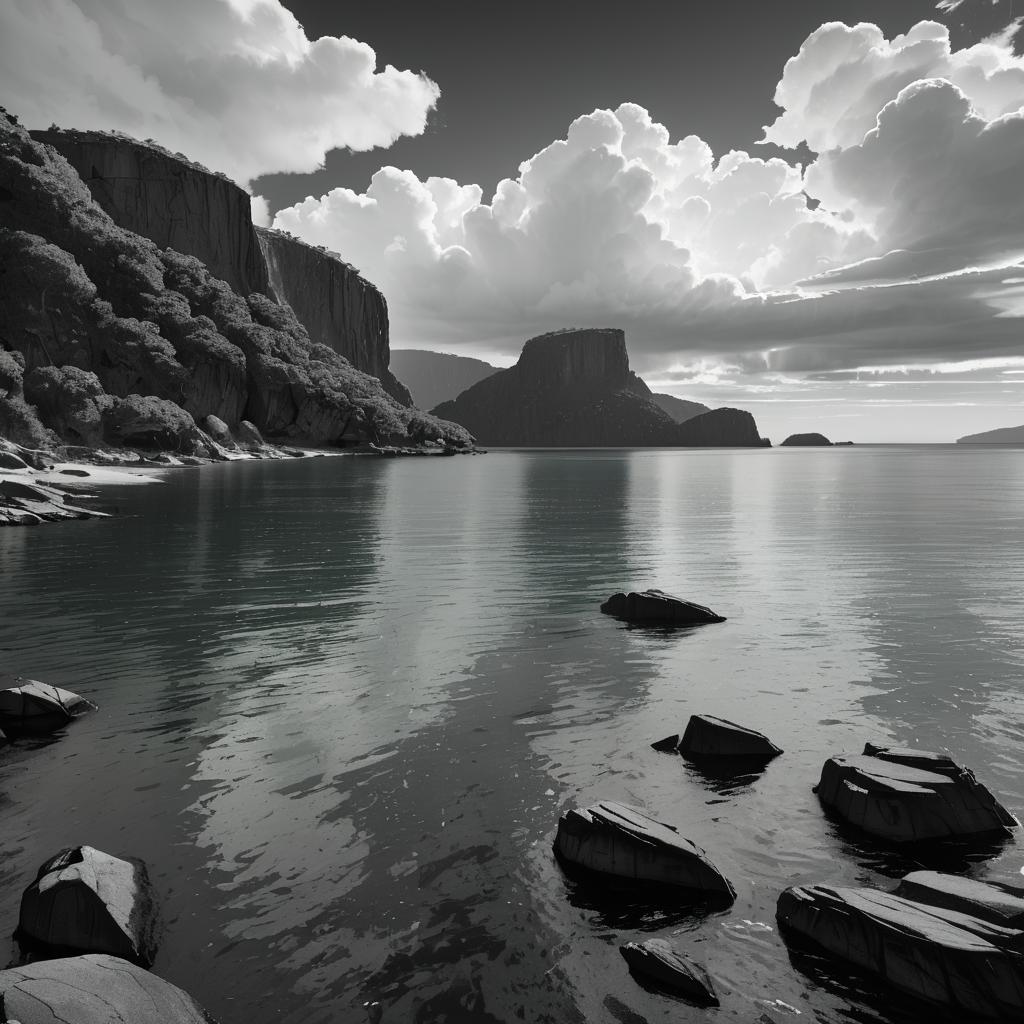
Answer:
[2,447,1024,1024]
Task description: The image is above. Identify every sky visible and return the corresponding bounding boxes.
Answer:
[2,0,1024,441]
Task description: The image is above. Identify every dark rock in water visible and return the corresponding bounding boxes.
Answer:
[601,589,726,625]
[554,801,735,899]
[896,871,1024,929]
[679,714,782,759]
[0,953,216,1024]
[18,846,160,967]
[777,883,1024,1018]
[432,327,768,446]
[781,432,832,446]
[0,678,96,733]
[816,747,1017,842]
[619,939,719,1004]
[651,734,680,753]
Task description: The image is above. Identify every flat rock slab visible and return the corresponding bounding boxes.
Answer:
[816,748,1017,842]
[777,883,1024,1018]
[0,954,215,1024]
[678,715,782,759]
[0,678,96,734]
[18,846,159,967]
[600,589,725,625]
[897,871,1024,930]
[620,939,719,1004]
[555,800,735,899]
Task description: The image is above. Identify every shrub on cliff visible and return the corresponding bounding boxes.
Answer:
[102,394,200,451]
[24,365,110,445]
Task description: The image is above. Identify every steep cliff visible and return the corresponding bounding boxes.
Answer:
[431,328,767,447]
[390,349,498,410]
[256,228,410,404]
[30,128,270,298]
[0,110,471,452]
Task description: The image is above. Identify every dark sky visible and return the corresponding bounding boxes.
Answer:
[254,0,1012,214]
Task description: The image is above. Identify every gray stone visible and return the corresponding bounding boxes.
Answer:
[236,419,264,446]
[896,871,1024,930]
[620,940,718,1004]
[0,450,29,470]
[201,414,232,443]
[0,953,216,1023]
[678,714,782,759]
[0,678,96,733]
[601,589,726,625]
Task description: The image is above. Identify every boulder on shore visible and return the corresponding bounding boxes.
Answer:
[601,589,726,625]
[675,714,782,759]
[18,846,160,967]
[0,678,96,733]
[0,953,216,1024]
[896,871,1024,929]
[815,745,1017,842]
[619,939,719,1004]
[777,883,1024,1018]
[554,801,735,899]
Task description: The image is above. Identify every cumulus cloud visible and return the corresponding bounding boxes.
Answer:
[0,0,439,184]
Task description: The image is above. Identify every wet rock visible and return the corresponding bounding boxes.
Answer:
[619,939,719,1005]
[816,746,1017,842]
[18,846,159,967]
[651,734,680,753]
[678,715,782,759]
[896,871,1024,929]
[554,801,735,899]
[777,883,1024,1018]
[0,953,215,1024]
[601,589,726,625]
[0,678,96,734]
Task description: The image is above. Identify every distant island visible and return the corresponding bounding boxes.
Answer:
[781,432,833,446]
[957,423,1024,444]
[431,328,769,447]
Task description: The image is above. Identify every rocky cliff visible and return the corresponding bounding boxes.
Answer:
[390,349,498,410]
[649,393,709,424]
[256,228,410,404]
[30,128,270,298]
[0,110,471,453]
[431,328,767,447]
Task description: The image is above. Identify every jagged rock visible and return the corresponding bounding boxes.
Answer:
[601,589,726,625]
[781,432,832,446]
[678,715,782,759]
[816,746,1017,842]
[433,327,768,446]
[256,227,411,404]
[619,940,719,1004]
[554,801,735,898]
[236,419,263,446]
[777,883,1024,1018]
[0,678,95,733]
[17,847,159,966]
[896,871,1024,929]
[0,953,216,1024]
[651,734,681,752]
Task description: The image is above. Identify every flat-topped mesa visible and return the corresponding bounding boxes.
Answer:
[31,128,270,297]
[256,228,411,405]
[516,328,633,387]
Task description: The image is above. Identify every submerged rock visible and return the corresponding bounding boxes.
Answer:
[678,715,782,759]
[554,801,735,899]
[896,871,1024,929]
[777,883,1024,1018]
[619,939,719,1004]
[18,846,159,967]
[0,953,215,1024]
[0,678,96,733]
[816,745,1017,842]
[601,589,726,625]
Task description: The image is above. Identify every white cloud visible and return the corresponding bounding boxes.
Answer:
[0,0,439,185]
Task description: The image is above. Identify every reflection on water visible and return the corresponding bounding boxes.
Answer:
[1,447,1023,1023]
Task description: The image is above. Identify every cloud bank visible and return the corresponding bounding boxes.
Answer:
[0,0,438,184]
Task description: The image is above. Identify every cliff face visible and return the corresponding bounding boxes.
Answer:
[0,111,471,452]
[256,228,410,404]
[431,328,767,447]
[30,129,270,298]
[390,349,498,410]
